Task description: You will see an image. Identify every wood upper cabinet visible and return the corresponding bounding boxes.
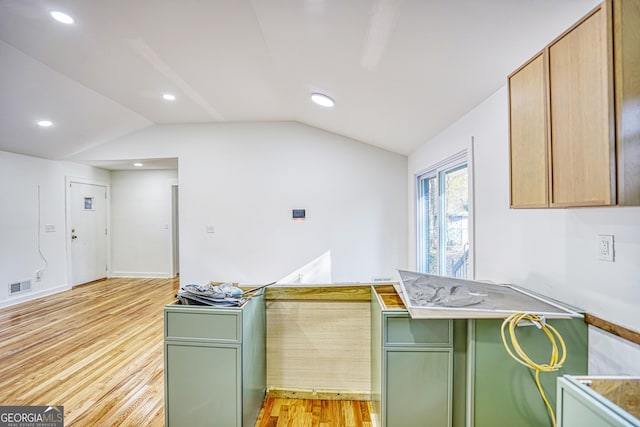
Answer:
[614,0,640,205]
[548,5,615,207]
[509,53,549,208]
[509,0,639,208]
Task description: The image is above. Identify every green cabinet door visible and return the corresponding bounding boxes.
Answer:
[385,348,453,427]
[165,342,241,426]
[560,392,628,427]
[557,377,640,427]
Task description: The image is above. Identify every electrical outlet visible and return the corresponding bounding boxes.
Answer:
[598,234,614,262]
[35,270,43,280]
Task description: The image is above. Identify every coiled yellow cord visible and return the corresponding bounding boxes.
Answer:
[501,312,567,427]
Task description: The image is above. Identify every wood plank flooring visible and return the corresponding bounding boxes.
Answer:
[255,398,374,427]
[0,278,374,426]
[0,277,177,426]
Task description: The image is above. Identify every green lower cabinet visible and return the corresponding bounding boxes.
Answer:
[165,343,240,426]
[371,287,589,427]
[372,288,461,427]
[385,348,452,427]
[557,377,640,427]
[164,293,266,427]
[472,318,588,427]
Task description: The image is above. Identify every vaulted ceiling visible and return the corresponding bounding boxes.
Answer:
[0,0,599,162]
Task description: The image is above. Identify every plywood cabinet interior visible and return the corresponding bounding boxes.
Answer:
[509,0,640,208]
[557,376,640,427]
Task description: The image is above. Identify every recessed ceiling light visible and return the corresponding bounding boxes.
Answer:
[133,162,144,167]
[50,11,74,24]
[37,120,53,127]
[162,93,176,101]
[311,93,335,108]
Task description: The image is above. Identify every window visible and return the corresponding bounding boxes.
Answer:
[417,152,469,278]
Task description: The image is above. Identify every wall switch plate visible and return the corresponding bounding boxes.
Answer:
[598,234,614,262]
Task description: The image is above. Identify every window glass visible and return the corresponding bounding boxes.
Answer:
[417,153,469,278]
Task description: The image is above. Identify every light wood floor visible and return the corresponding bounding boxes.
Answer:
[255,398,373,427]
[0,278,374,426]
[0,277,177,426]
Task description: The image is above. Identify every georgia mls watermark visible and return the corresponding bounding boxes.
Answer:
[0,406,63,427]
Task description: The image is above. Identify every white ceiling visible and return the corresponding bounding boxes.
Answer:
[0,0,600,165]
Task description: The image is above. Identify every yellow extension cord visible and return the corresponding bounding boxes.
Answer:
[500,312,567,427]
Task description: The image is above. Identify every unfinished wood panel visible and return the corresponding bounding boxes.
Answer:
[266,389,370,402]
[584,313,640,346]
[614,0,640,205]
[509,53,549,208]
[266,285,372,302]
[266,300,371,394]
[590,378,640,419]
[372,285,406,310]
[549,5,616,206]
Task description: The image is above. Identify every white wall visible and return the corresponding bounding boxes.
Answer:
[0,151,110,306]
[408,87,640,375]
[74,121,408,284]
[110,169,178,278]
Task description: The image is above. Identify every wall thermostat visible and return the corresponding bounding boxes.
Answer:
[292,209,306,220]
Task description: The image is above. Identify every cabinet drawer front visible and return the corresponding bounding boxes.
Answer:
[384,316,451,346]
[165,310,240,342]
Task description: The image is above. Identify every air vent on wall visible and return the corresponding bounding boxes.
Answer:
[9,280,31,296]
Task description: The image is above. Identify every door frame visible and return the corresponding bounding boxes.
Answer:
[65,176,111,286]
[170,183,179,278]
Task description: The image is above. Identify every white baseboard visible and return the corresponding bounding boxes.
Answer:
[0,284,70,308]
[110,271,172,279]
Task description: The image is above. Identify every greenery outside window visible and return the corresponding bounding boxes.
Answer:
[417,151,469,278]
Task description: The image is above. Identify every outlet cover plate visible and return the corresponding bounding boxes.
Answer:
[598,234,614,262]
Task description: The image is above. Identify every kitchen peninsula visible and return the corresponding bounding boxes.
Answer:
[164,281,589,427]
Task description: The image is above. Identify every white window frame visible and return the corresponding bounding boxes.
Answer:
[415,149,474,278]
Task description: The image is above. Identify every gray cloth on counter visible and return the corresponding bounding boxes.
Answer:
[176,282,246,307]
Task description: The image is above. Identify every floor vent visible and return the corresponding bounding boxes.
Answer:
[9,280,31,296]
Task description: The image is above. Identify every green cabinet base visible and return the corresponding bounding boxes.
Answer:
[164,293,266,426]
[472,318,588,427]
[557,376,640,427]
[371,288,466,427]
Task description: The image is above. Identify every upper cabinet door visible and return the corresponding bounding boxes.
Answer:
[509,53,549,208]
[508,0,640,208]
[548,5,616,207]
[614,0,640,205]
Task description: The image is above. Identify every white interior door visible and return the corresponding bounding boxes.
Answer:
[70,182,107,285]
